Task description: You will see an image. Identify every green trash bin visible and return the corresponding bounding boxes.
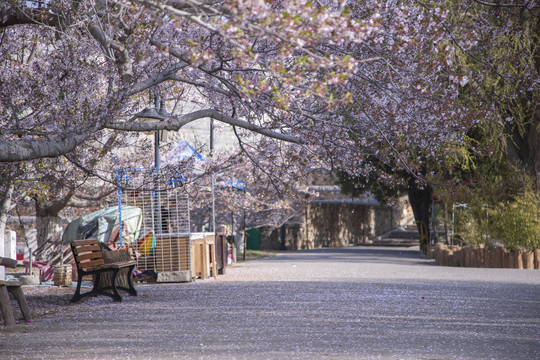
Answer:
[246,228,262,251]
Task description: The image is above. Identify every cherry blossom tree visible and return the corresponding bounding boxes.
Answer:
[0,0,379,251]
[3,0,529,253]
[0,0,367,163]
[324,0,539,250]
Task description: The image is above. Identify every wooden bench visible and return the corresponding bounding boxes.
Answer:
[0,280,31,326]
[1,256,31,326]
[70,239,137,303]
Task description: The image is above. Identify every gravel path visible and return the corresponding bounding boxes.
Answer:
[1,246,539,359]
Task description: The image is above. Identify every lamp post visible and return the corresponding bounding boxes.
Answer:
[210,119,215,234]
[136,92,169,168]
[135,91,170,235]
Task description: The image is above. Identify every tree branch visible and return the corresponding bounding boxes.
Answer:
[106,108,304,144]
[126,62,188,96]
[0,2,58,28]
[471,0,538,9]
[0,132,92,162]
[73,189,116,202]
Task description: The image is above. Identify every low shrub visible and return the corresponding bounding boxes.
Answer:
[489,190,540,251]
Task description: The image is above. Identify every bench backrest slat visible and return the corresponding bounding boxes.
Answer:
[73,244,101,253]
[79,259,105,269]
[71,239,105,271]
[76,252,104,262]
[72,239,100,246]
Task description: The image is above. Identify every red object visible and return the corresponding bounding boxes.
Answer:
[23,260,54,282]
[16,254,23,261]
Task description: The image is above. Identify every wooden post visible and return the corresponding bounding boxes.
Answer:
[485,246,494,268]
[434,243,444,265]
[502,250,509,268]
[471,246,478,268]
[7,286,30,321]
[454,248,462,267]
[447,250,454,266]
[427,244,435,259]
[534,249,540,270]
[209,243,216,277]
[200,243,206,280]
[516,249,524,269]
[494,246,504,268]
[503,250,513,269]
[0,284,15,326]
[439,248,446,266]
[477,244,485,268]
[462,247,469,267]
[216,235,227,275]
[522,251,534,269]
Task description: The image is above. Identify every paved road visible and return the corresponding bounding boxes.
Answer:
[1,246,539,359]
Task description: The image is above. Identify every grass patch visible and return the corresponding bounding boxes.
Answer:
[241,249,277,261]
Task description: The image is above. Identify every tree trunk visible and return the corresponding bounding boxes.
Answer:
[0,182,14,249]
[407,178,432,253]
[506,112,540,192]
[530,115,540,192]
[34,200,65,262]
[35,215,64,244]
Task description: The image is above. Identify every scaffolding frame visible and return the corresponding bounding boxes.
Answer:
[116,168,192,282]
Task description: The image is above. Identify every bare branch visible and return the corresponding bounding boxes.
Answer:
[106,109,304,144]
[126,62,188,96]
[73,189,116,201]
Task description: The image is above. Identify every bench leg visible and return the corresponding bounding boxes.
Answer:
[126,265,137,296]
[7,286,31,321]
[72,269,125,303]
[71,270,85,303]
[0,285,16,326]
[110,268,122,302]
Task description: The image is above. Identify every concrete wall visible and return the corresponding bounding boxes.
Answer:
[259,196,414,250]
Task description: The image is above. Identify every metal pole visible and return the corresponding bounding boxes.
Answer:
[451,204,455,246]
[305,206,308,246]
[28,248,32,275]
[430,198,435,244]
[155,130,160,169]
[210,119,215,233]
[60,240,64,265]
[231,211,234,236]
[243,208,246,261]
[210,119,214,154]
[155,130,162,234]
[211,175,215,233]
[231,210,235,262]
[485,205,489,241]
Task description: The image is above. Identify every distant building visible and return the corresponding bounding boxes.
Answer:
[247,169,414,251]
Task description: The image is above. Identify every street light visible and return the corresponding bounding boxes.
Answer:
[134,91,170,234]
[135,92,170,169]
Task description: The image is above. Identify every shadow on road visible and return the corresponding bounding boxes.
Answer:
[265,246,432,266]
